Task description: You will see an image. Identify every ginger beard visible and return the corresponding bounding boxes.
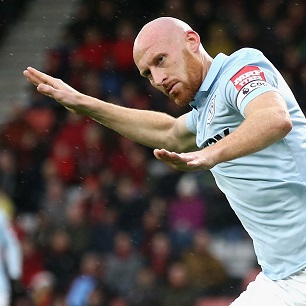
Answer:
[169,49,203,107]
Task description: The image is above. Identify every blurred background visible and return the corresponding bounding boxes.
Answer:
[0,0,305,305]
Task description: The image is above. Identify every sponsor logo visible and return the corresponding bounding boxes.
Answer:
[236,80,270,108]
[203,128,230,148]
[231,66,266,91]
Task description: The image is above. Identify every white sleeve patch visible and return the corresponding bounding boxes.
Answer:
[236,80,270,109]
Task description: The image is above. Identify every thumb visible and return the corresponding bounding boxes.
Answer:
[153,148,163,160]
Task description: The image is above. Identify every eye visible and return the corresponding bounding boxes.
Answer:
[146,72,152,80]
[157,55,165,66]
[147,72,153,81]
[142,69,152,80]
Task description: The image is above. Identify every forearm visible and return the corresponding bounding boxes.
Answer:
[23,67,197,152]
[76,93,178,149]
[205,102,292,166]
[154,92,293,172]
[209,120,287,164]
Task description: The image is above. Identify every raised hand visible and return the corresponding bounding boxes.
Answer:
[23,67,81,113]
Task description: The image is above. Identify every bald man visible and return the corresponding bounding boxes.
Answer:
[24,17,306,305]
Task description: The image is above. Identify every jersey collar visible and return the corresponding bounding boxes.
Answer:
[190,53,228,109]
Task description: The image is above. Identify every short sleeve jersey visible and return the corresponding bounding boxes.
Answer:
[186,48,306,280]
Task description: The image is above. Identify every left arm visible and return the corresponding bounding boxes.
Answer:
[154,91,292,171]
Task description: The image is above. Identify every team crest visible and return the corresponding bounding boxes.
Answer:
[207,95,216,125]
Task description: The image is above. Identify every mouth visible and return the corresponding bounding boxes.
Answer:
[167,82,178,96]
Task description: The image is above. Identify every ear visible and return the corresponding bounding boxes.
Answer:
[184,30,201,52]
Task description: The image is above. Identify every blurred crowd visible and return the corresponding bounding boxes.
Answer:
[0,0,305,305]
[0,0,32,41]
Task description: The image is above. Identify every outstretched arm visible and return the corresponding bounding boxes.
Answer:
[23,67,197,152]
[154,91,292,171]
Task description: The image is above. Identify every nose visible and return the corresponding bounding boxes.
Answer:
[151,68,167,87]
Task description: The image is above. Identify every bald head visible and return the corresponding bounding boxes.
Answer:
[133,17,193,63]
[132,17,211,107]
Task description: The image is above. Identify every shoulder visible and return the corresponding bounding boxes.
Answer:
[218,47,275,92]
[217,48,280,112]
[221,48,265,75]
[228,47,264,62]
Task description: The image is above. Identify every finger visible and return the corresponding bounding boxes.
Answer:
[24,67,55,87]
[154,149,176,160]
[154,150,185,165]
[153,149,165,160]
[23,70,41,86]
[37,83,57,98]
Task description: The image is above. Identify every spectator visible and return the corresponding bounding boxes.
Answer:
[104,231,144,297]
[47,141,76,185]
[127,267,159,306]
[138,209,164,257]
[190,0,214,39]
[0,149,17,202]
[89,207,118,254]
[76,124,107,178]
[39,177,68,226]
[181,229,228,295]
[29,271,56,306]
[93,0,118,39]
[71,26,110,71]
[86,284,110,306]
[76,175,108,225]
[205,22,236,57]
[145,232,174,282]
[158,261,198,306]
[159,0,192,24]
[44,229,78,292]
[32,212,56,254]
[110,175,148,233]
[65,3,93,43]
[168,173,207,253]
[21,236,44,290]
[66,252,107,306]
[108,297,128,306]
[110,136,148,190]
[65,202,93,258]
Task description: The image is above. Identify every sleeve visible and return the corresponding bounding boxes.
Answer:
[185,110,197,135]
[222,51,281,116]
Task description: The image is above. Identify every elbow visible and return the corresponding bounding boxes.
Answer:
[264,111,292,144]
[161,136,194,153]
[277,114,292,139]
[162,137,182,152]
[284,118,293,135]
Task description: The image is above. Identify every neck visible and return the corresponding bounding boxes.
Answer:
[199,46,213,82]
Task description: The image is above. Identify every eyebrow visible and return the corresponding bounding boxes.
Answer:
[140,52,166,77]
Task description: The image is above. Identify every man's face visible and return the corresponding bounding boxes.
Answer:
[134,36,203,107]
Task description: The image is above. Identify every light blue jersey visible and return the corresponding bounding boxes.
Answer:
[0,211,22,295]
[186,48,306,280]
